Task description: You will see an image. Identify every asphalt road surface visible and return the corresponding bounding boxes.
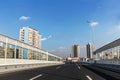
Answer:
[0,62,120,80]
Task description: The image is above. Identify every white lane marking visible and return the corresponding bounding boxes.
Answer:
[78,66,80,69]
[86,75,92,80]
[29,74,42,80]
[56,66,61,69]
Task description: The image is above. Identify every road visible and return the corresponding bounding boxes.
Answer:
[0,62,120,80]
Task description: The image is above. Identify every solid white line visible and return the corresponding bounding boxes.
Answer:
[78,66,80,69]
[29,74,42,80]
[86,75,92,80]
[56,66,61,69]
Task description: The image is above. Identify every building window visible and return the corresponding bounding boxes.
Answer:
[16,46,19,59]
[19,47,23,59]
[7,44,15,58]
[36,52,40,60]
[118,46,120,59]
[28,50,34,59]
[38,52,42,60]
[33,51,37,60]
[41,53,47,60]
[0,42,6,58]
[48,55,56,61]
[23,48,28,59]
[15,46,23,59]
[113,47,117,59]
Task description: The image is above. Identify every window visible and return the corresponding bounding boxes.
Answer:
[0,42,6,58]
[23,48,28,59]
[7,44,15,58]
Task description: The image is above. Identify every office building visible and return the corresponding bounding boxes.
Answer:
[19,27,41,48]
[86,43,94,59]
[71,45,80,58]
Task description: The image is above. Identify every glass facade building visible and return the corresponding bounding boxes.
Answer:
[94,39,120,60]
[0,34,62,61]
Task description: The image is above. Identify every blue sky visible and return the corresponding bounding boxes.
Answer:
[0,0,120,57]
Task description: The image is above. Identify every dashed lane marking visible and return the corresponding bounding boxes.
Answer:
[86,75,92,80]
[78,66,80,69]
[29,74,42,80]
[56,66,61,69]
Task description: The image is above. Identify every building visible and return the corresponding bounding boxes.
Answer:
[86,43,94,59]
[71,45,80,58]
[19,27,41,49]
[0,33,62,61]
[94,38,120,60]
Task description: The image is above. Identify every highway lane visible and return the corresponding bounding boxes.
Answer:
[35,63,105,80]
[82,64,120,80]
[0,63,118,80]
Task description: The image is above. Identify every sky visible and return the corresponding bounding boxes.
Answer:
[0,0,120,58]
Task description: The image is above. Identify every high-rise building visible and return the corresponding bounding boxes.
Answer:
[71,45,80,58]
[86,43,94,59]
[19,27,41,48]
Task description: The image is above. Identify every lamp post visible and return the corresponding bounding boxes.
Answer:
[87,20,95,44]
[86,20,98,60]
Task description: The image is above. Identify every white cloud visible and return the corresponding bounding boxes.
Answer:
[41,35,52,41]
[47,35,52,39]
[41,38,47,41]
[87,20,99,27]
[90,21,99,27]
[19,16,30,20]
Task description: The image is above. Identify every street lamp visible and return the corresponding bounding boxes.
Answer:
[86,20,98,60]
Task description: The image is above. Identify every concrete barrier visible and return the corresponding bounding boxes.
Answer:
[0,59,64,74]
[93,63,120,71]
[81,60,120,72]
[0,58,62,65]
[96,59,120,65]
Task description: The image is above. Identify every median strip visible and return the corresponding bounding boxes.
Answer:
[29,74,42,80]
